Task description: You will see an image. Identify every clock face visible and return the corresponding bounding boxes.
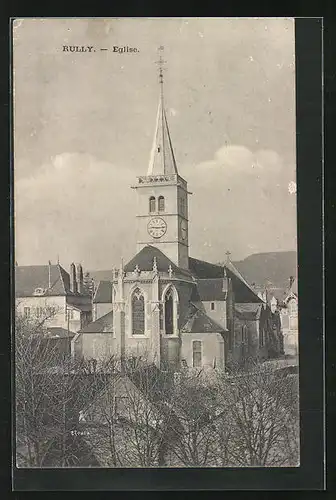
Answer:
[147,217,167,239]
[180,220,188,240]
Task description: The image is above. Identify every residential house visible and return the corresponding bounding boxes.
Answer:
[15,261,92,337]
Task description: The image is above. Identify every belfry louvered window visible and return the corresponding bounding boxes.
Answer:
[158,196,165,212]
[132,288,145,335]
[149,196,156,213]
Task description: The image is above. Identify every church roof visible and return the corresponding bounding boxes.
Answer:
[234,303,262,320]
[147,93,178,176]
[124,245,192,278]
[15,264,71,297]
[181,303,227,334]
[197,278,228,301]
[189,257,224,279]
[79,311,113,334]
[189,257,262,303]
[93,280,112,304]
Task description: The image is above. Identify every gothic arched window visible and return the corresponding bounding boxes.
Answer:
[164,289,174,335]
[132,288,145,335]
[158,196,165,212]
[149,196,156,213]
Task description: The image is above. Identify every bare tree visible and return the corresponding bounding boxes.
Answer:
[165,370,220,467]
[15,305,63,467]
[15,305,94,467]
[78,353,177,467]
[213,359,300,467]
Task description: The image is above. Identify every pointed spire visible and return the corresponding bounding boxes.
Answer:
[147,46,178,176]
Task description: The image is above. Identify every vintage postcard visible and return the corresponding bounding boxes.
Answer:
[13,18,300,470]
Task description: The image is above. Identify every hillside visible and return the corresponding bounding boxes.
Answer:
[232,251,297,289]
[89,251,297,291]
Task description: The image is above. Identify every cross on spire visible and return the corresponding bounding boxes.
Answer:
[147,46,178,176]
[155,46,167,99]
[225,250,231,262]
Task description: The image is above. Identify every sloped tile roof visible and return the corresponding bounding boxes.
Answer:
[124,245,192,277]
[189,257,262,303]
[45,327,75,338]
[181,303,227,334]
[93,280,112,304]
[188,257,224,279]
[79,311,113,334]
[15,264,70,297]
[88,270,113,283]
[197,278,227,301]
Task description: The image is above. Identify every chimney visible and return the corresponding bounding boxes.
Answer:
[70,263,77,293]
[289,275,295,289]
[76,263,84,294]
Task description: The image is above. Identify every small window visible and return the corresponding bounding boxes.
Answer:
[23,307,30,318]
[289,300,298,315]
[36,307,44,318]
[158,196,165,212]
[149,196,156,213]
[192,340,202,368]
[210,302,215,311]
[46,306,56,317]
[66,309,74,320]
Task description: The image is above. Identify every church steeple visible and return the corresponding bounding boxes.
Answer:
[133,46,190,270]
[147,47,178,176]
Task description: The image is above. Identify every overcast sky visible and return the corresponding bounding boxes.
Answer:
[13,18,297,271]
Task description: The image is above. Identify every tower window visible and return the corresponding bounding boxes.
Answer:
[192,341,202,368]
[210,302,215,311]
[149,196,156,213]
[164,289,174,334]
[132,288,145,335]
[158,196,165,212]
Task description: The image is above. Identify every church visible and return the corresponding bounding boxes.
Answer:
[73,57,283,372]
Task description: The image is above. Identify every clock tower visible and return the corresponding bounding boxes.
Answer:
[132,48,190,270]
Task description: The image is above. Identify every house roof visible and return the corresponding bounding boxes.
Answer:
[79,311,113,334]
[124,245,192,278]
[197,278,227,301]
[45,327,75,338]
[93,280,112,304]
[181,303,227,334]
[15,264,89,298]
[15,264,70,297]
[234,303,262,320]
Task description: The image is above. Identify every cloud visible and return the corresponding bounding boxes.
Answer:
[15,145,297,270]
[195,145,283,178]
[15,153,135,269]
[184,144,297,263]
